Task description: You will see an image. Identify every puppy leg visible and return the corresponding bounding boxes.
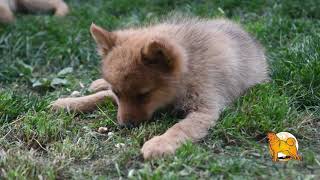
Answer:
[0,0,15,23]
[89,79,110,93]
[290,149,301,160]
[51,90,116,112]
[141,110,219,159]
[272,151,278,161]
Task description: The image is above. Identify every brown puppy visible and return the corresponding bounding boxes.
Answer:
[52,16,269,159]
[0,0,69,23]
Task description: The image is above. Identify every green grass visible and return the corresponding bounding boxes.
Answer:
[1,0,320,179]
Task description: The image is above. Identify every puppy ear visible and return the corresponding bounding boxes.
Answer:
[141,38,177,73]
[267,132,274,138]
[90,23,116,56]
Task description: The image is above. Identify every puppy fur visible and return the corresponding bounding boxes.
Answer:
[52,15,269,159]
[0,0,69,23]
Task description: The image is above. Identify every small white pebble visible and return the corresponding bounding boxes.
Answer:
[0,149,6,157]
[98,127,108,134]
[127,169,135,178]
[115,143,125,148]
[38,175,44,180]
[107,132,114,137]
[70,91,81,97]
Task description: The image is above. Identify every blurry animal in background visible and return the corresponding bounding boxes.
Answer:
[0,0,69,23]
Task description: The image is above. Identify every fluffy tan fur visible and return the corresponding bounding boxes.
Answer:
[0,0,68,23]
[52,16,269,159]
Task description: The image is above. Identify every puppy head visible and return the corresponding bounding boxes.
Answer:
[267,132,278,142]
[90,24,187,127]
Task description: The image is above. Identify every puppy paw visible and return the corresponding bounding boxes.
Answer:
[50,98,78,111]
[141,135,176,159]
[89,79,110,92]
[54,1,69,16]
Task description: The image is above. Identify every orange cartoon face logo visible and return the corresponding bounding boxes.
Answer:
[267,132,302,162]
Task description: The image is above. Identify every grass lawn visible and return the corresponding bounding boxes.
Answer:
[0,0,320,179]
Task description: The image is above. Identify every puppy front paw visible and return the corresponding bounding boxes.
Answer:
[89,79,110,92]
[50,98,77,111]
[141,135,177,159]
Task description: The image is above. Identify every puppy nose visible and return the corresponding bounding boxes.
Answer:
[118,121,136,129]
